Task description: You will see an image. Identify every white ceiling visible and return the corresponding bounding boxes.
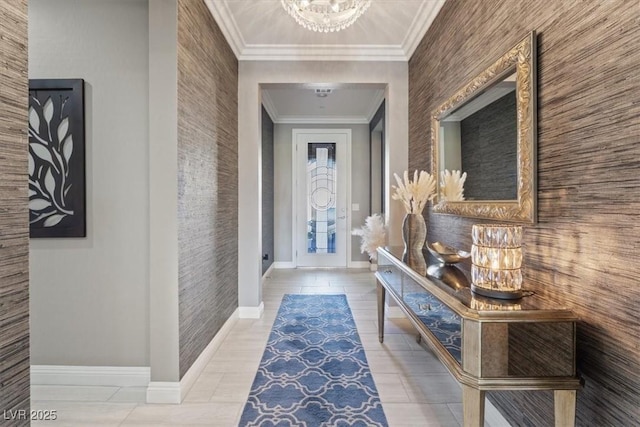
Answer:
[205,0,446,61]
[205,0,445,123]
[262,83,385,124]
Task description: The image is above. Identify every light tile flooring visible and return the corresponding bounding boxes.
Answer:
[32,268,487,426]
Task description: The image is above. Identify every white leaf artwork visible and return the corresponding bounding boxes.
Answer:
[30,143,54,165]
[29,80,85,236]
[57,117,69,144]
[28,151,35,176]
[44,214,66,227]
[29,198,51,211]
[62,135,73,164]
[43,97,54,124]
[29,106,40,131]
[44,168,56,198]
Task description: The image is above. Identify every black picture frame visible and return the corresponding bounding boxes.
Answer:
[28,79,86,238]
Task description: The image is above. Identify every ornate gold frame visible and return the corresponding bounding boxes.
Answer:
[431,31,537,224]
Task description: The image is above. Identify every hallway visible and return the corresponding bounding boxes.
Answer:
[31,269,473,426]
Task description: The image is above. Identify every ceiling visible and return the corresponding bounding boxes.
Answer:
[205,0,446,61]
[261,83,385,124]
[205,0,445,123]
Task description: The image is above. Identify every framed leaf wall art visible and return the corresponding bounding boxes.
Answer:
[28,79,86,237]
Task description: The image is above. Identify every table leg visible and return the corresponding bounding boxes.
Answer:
[462,385,485,427]
[377,280,385,343]
[554,390,576,427]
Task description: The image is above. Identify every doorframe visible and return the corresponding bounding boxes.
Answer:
[291,128,352,268]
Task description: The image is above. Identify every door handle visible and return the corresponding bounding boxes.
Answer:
[338,215,346,219]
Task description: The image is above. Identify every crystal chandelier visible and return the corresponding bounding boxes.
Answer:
[281,0,372,33]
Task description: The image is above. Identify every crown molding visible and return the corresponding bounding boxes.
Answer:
[204,0,445,62]
[238,44,408,62]
[261,90,279,122]
[402,0,446,60]
[204,0,244,58]
[365,90,386,122]
[275,116,370,124]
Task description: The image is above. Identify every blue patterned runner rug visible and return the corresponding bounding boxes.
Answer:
[238,294,388,427]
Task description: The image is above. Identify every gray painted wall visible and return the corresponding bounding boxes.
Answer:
[274,123,370,264]
[0,0,29,421]
[149,0,180,383]
[29,0,150,367]
[177,0,238,379]
[262,107,275,275]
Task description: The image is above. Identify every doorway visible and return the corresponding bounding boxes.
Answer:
[293,129,351,267]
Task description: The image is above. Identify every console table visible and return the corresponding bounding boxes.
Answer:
[376,246,580,427]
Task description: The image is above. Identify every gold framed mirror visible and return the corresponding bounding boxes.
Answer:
[431,31,537,223]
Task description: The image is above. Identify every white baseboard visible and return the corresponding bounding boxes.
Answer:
[31,365,150,387]
[239,301,264,319]
[273,261,295,269]
[146,308,240,404]
[177,307,238,403]
[146,382,181,404]
[486,398,511,427]
[348,261,370,268]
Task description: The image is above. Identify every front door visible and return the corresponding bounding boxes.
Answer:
[294,129,349,267]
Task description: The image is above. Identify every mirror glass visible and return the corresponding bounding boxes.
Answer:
[439,72,516,201]
[370,100,385,215]
[431,32,537,223]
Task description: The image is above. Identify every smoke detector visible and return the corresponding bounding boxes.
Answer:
[315,88,332,98]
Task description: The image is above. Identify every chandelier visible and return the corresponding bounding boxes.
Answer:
[281,0,372,33]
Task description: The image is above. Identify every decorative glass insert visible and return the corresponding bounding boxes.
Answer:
[307,143,337,254]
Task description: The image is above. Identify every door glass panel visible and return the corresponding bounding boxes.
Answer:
[307,143,336,254]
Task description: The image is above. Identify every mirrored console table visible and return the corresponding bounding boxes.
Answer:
[376,246,581,427]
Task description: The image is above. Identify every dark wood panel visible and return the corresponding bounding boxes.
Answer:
[262,106,274,275]
[409,0,640,425]
[177,0,239,379]
[0,0,30,424]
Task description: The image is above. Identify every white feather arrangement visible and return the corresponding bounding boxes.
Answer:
[391,170,436,214]
[439,169,467,202]
[351,214,386,261]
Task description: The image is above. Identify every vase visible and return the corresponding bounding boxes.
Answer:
[401,213,427,275]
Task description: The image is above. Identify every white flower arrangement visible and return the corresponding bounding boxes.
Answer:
[439,169,467,202]
[391,170,436,214]
[351,214,386,261]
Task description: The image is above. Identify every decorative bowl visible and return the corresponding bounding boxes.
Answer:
[427,242,470,265]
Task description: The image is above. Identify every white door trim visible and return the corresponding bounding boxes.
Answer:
[292,128,352,268]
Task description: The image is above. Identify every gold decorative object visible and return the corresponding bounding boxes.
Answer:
[431,31,537,224]
[471,224,525,299]
[427,241,470,265]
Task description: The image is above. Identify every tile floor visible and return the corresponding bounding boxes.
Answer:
[32,268,491,426]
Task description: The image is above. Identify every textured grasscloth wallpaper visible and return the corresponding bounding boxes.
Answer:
[460,92,517,201]
[177,0,239,379]
[0,0,30,422]
[409,1,639,425]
